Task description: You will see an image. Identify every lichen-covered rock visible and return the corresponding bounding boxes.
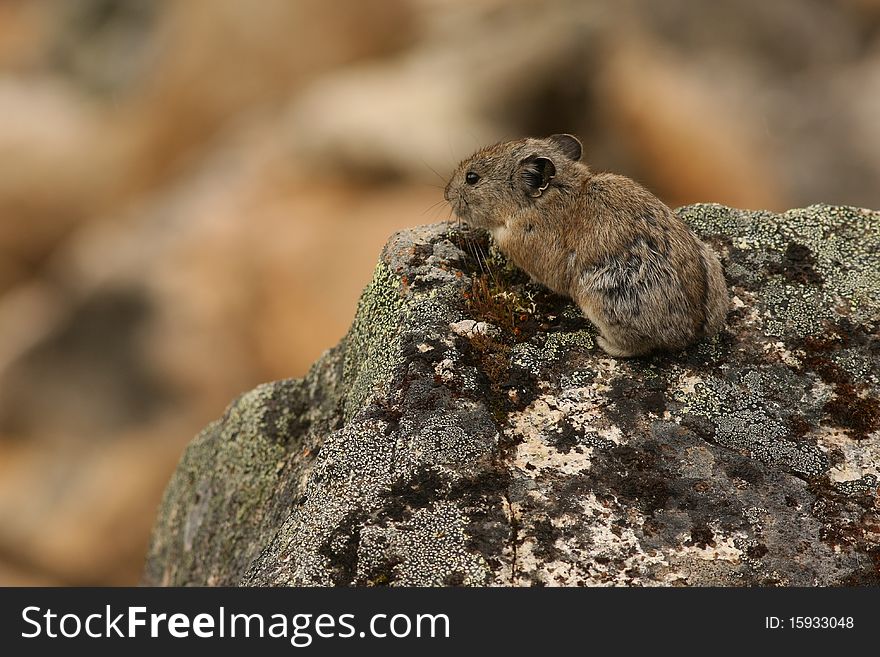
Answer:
[144,204,880,586]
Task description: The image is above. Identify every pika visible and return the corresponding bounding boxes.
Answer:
[444,134,728,357]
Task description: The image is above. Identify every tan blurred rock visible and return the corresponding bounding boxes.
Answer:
[55,137,437,395]
[0,428,186,585]
[0,560,59,587]
[0,79,120,290]
[0,0,51,71]
[242,178,441,380]
[0,0,416,294]
[285,0,792,210]
[837,49,880,187]
[0,281,65,380]
[283,0,598,181]
[116,0,417,196]
[597,36,784,210]
[283,0,880,210]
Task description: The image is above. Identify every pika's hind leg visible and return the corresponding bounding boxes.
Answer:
[595,334,639,358]
[577,296,647,358]
[582,307,642,357]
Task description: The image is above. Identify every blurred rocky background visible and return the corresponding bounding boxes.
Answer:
[0,0,879,585]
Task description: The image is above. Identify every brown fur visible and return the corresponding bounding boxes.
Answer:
[444,134,728,357]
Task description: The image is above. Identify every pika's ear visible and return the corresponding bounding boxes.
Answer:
[548,133,582,161]
[520,155,556,198]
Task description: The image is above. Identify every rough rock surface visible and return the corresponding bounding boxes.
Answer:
[144,204,880,586]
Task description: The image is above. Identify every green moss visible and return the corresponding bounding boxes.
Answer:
[342,262,407,420]
[145,381,295,585]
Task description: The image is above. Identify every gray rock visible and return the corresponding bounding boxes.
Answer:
[144,204,880,586]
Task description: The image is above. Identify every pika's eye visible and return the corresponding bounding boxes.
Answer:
[465,171,480,185]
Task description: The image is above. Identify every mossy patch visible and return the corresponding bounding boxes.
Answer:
[342,261,407,420]
[144,381,302,585]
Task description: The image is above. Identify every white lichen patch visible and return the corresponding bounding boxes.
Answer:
[399,404,497,468]
[511,328,597,376]
[670,368,830,476]
[832,349,877,382]
[762,278,835,338]
[357,501,489,586]
[543,329,595,357]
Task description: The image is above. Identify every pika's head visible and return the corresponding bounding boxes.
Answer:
[444,134,584,229]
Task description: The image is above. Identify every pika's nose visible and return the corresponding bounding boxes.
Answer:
[443,180,452,202]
